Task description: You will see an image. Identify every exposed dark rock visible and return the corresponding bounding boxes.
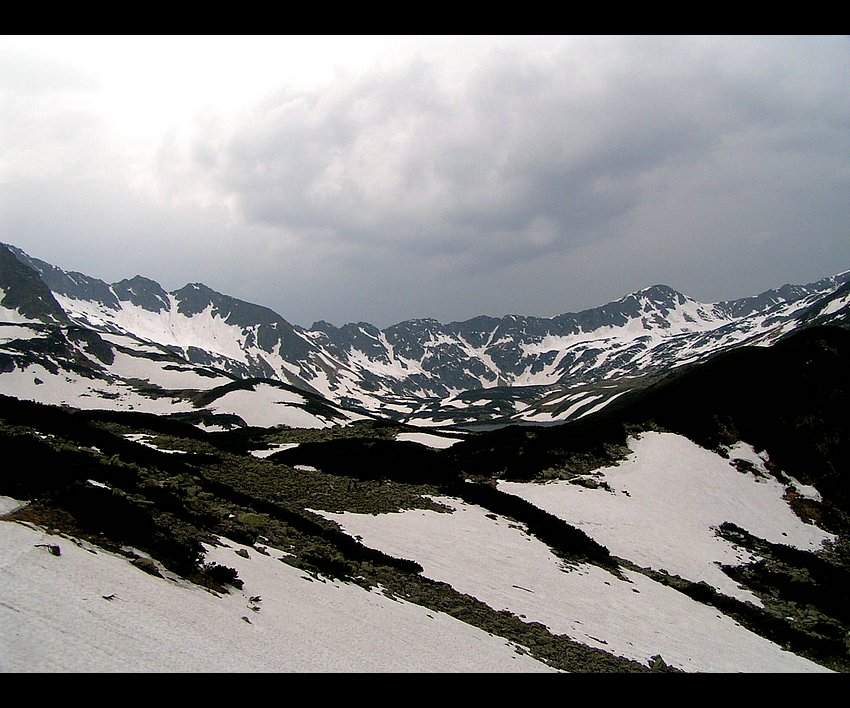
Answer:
[113,275,170,313]
[131,557,163,577]
[35,543,61,556]
[649,654,668,671]
[0,245,69,324]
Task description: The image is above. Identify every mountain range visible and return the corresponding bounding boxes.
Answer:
[2,241,849,429]
[2,240,850,673]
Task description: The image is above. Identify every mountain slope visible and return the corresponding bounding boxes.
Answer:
[2,334,847,671]
[2,239,850,670]
[0,511,554,673]
[444,325,850,503]
[2,241,849,429]
[309,325,850,671]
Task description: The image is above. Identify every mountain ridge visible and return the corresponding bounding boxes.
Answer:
[2,240,849,428]
[9,240,847,333]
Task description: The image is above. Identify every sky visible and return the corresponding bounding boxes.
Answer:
[2,35,849,328]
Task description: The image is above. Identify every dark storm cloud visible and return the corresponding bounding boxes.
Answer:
[192,48,675,269]
[190,36,850,291]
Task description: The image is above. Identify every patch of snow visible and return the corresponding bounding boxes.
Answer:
[818,289,850,316]
[790,483,822,502]
[109,350,231,390]
[558,393,602,419]
[0,324,47,343]
[318,495,829,673]
[97,332,172,355]
[194,423,230,433]
[0,523,554,672]
[400,417,448,428]
[0,496,26,516]
[250,443,300,458]
[500,433,835,605]
[123,433,188,454]
[206,384,334,429]
[0,363,196,415]
[574,390,629,420]
[514,409,558,423]
[396,432,462,449]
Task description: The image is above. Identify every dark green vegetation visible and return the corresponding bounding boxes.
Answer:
[0,393,651,672]
[440,325,850,671]
[2,325,849,671]
[446,326,850,526]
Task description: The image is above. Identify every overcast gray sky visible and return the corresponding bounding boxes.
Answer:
[2,35,849,328]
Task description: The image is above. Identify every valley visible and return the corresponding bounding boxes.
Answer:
[2,242,850,672]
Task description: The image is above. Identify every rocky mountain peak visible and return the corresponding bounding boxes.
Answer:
[0,245,69,324]
[631,284,687,304]
[113,275,171,313]
[2,241,849,428]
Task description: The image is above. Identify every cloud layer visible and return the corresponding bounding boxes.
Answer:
[3,36,849,327]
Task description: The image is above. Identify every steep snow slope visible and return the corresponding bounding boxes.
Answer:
[500,433,833,604]
[319,496,828,672]
[0,506,553,673]
[317,432,837,673]
[54,292,313,385]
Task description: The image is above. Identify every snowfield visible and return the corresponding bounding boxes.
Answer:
[319,498,830,673]
[500,432,835,605]
[317,430,837,674]
[0,324,47,343]
[0,362,198,415]
[108,349,233,390]
[394,431,463,448]
[206,382,368,428]
[0,507,554,673]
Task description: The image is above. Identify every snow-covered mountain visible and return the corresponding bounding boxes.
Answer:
[2,240,850,673]
[2,241,848,430]
[2,322,849,672]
